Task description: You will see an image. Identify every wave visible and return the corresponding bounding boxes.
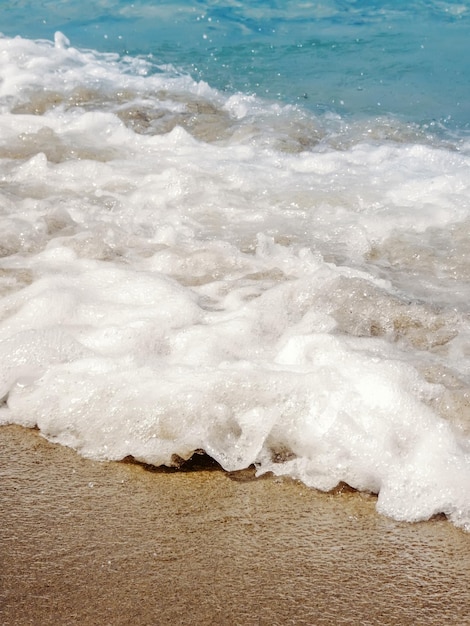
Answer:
[0,34,469,530]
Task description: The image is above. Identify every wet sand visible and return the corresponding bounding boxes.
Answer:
[1,424,469,625]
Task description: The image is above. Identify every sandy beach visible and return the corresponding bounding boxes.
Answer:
[1,424,469,625]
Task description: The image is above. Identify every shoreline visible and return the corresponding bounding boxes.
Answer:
[1,424,470,625]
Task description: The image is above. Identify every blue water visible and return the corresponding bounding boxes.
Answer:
[1,0,469,131]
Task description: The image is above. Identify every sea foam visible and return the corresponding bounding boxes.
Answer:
[0,34,469,530]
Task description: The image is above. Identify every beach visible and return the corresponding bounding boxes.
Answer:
[1,4,470,624]
[1,424,469,626]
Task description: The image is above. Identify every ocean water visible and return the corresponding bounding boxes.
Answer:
[0,1,469,530]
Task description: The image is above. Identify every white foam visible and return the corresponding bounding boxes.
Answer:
[0,34,469,530]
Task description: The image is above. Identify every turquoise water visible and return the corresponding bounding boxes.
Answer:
[1,0,469,129]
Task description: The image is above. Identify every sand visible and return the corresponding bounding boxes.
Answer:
[1,424,470,625]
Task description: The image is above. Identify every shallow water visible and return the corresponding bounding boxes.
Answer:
[0,1,469,529]
[2,1,470,128]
